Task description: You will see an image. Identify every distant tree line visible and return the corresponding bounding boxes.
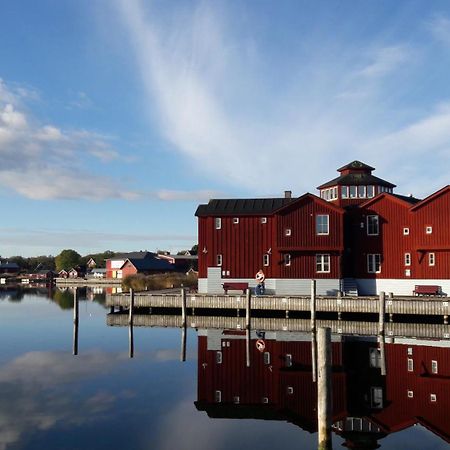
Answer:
[2,245,198,273]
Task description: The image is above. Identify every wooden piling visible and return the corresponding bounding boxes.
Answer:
[311,280,317,382]
[246,289,251,368]
[388,292,394,322]
[72,288,79,356]
[317,327,332,450]
[128,288,134,326]
[180,325,187,362]
[379,291,386,335]
[181,288,187,327]
[129,322,134,358]
[379,333,386,376]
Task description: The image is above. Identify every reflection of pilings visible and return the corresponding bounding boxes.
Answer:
[180,325,187,362]
[311,280,317,382]
[128,288,134,326]
[129,322,134,358]
[379,333,386,376]
[246,289,251,368]
[317,327,332,450]
[73,288,79,356]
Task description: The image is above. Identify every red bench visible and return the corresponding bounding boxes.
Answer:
[413,285,446,297]
[222,282,249,294]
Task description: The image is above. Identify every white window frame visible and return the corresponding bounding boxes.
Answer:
[285,228,292,237]
[367,215,379,236]
[430,394,437,402]
[349,186,357,198]
[316,215,329,235]
[215,390,222,403]
[284,254,291,267]
[215,217,222,230]
[285,354,292,367]
[432,360,438,374]
[369,348,381,368]
[403,227,410,235]
[370,387,383,409]
[341,186,349,199]
[407,358,414,372]
[367,254,381,273]
[367,185,375,198]
[233,396,240,404]
[261,217,267,224]
[426,226,433,234]
[263,352,271,365]
[233,217,239,224]
[407,390,414,398]
[316,254,331,273]
[216,351,223,364]
[429,253,435,266]
[358,185,366,198]
[216,254,223,267]
[404,253,411,266]
[263,254,270,267]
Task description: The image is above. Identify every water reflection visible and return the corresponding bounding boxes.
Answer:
[195,328,450,448]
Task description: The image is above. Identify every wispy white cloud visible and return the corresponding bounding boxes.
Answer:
[427,13,450,46]
[114,1,450,198]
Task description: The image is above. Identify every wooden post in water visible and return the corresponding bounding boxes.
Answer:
[128,288,134,326]
[317,327,332,450]
[246,288,251,368]
[180,288,187,362]
[388,292,394,322]
[72,288,79,356]
[378,291,386,335]
[311,280,317,383]
[129,321,134,358]
[378,291,386,376]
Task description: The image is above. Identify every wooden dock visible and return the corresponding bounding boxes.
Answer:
[106,291,450,318]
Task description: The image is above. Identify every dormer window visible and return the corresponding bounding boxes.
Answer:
[367,186,375,198]
[349,186,357,198]
[358,185,366,198]
[341,186,349,199]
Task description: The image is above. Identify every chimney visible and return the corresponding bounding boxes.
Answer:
[284,190,292,199]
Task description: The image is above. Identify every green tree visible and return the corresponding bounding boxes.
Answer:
[55,249,81,271]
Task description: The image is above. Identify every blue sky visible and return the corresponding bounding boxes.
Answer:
[1,1,450,257]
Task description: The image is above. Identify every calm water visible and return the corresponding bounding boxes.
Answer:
[0,286,448,450]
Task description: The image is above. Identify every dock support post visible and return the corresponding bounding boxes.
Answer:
[128,288,134,326]
[181,288,187,327]
[72,288,79,356]
[246,288,251,368]
[311,280,317,382]
[388,292,394,322]
[378,291,386,376]
[180,288,187,362]
[317,327,332,450]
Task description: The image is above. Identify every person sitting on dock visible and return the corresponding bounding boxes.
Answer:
[255,269,266,296]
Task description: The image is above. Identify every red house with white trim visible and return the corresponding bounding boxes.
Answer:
[196,161,450,295]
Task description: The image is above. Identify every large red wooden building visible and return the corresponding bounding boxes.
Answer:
[195,161,450,295]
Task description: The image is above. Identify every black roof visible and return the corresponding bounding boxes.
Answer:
[0,262,19,270]
[337,160,375,172]
[317,173,396,189]
[108,251,155,260]
[195,198,295,217]
[391,193,421,205]
[127,255,174,271]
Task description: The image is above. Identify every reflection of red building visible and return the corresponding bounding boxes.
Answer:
[196,330,450,447]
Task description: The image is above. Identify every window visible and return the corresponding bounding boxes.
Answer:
[233,217,239,224]
[264,352,271,364]
[432,360,438,374]
[216,254,222,267]
[367,215,379,235]
[426,226,433,234]
[216,351,223,364]
[367,185,375,198]
[404,253,411,266]
[341,186,349,199]
[285,354,292,367]
[407,347,413,356]
[403,227,410,235]
[233,396,240,404]
[284,254,291,267]
[332,187,338,199]
[287,386,294,395]
[261,217,267,224]
[263,254,270,267]
[429,253,435,266]
[215,218,222,229]
[316,254,331,273]
[285,228,292,237]
[405,269,411,277]
[215,390,222,403]
[369,348,381,368]
[407,358,414,372]
[370,387,383,409]
[430,394,437,402]
[349,186,357,198]
[262,397,269,404]
[367,254,381,273]
[408,390,414,398]
[316,215,329,235]
[358,185,366,198]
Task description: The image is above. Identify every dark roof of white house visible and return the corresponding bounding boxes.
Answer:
[195,198,295,216]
